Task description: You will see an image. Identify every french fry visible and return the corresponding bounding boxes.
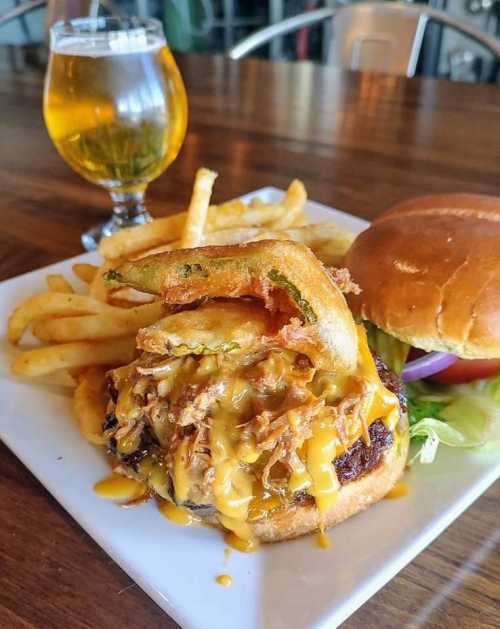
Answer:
[98,200,287,260]
[131,241,177,260]
[72,263,98,284]
[246,222,352,246]
[242,222,355,266]
[207,200,285,230]
[136,227,268,257]
[181,168,218,248]
[46,274,74,293]
[98,214,186,260]
[202,227,267,246]
[11,337,136,377]
[135,217,342,260]
[88,260,117,303]
[290,210,309,227]
[311,238,356,267]
[7,292,116,345]
[108,287,155,306]
[268,223,355,266]
[73,367,108,445]
[33,301,164,342]
[244,230,288,243]
[267,180,307,230]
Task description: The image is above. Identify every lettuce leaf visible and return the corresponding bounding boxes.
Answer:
[364,322,410,375]
[407,375,500,463]
[363,322,500,463]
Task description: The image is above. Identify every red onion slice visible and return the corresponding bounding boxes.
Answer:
[401,352,458,382]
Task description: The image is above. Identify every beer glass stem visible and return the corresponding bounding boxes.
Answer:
[81,191,152,250]
[110,191,151,228]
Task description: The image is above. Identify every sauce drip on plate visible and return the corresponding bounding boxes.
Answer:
[224,531,259,553]
[216,574,233,587]
[316,530,331,550]
[385,482,409,499]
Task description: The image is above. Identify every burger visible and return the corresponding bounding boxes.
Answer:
[102,240,408,548]
[346,194,500,463]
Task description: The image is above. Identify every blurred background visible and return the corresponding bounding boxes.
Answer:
[1,0,500,82]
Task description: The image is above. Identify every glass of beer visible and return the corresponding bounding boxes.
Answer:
[44,17,188,250]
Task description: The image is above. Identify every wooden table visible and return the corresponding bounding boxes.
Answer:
[1,53,499,629]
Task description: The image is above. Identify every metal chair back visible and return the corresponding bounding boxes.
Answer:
[0,0,100,67]
[229,2,500,77]
[329,3,426,75]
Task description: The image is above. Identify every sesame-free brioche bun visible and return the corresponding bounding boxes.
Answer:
[346,194,500,359]
[206,421,409,543]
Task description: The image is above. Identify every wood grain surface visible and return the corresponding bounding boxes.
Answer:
[0,53,499,629]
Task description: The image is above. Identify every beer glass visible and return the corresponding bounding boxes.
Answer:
[44,17,188,250]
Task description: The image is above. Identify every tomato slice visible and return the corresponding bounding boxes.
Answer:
[429,358,500,384]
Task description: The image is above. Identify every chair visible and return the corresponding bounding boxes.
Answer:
[0,1,102,69]
[0,1,103,29]
[163,0,285,55]
[229,2,500,78]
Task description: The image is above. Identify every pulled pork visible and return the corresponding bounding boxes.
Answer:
[102,345,402,509]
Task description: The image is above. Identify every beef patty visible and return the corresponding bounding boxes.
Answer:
[334,419,393,484]
[334,354,405,485]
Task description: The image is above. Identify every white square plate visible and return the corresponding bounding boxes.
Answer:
[1,188,499,629]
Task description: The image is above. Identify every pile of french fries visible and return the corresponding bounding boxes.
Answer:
[7,167,355,445]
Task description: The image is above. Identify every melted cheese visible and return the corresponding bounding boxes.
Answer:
[248,484,285,521]
[213,460,253,519]
[172,438,191,503]
[356,324,399,430]
[236,436,259,464]
[288,469,312,493]
[115,379,140,423]
[306,417,340,515]
[116,430,142,455]
[160,501,200,525]
[145,463,172,499]
[94,474,146,501]
[210,396,254,522]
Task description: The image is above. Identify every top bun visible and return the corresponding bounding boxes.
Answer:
[346,193,500,359]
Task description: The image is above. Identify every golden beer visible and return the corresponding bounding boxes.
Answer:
[44,36,187,194]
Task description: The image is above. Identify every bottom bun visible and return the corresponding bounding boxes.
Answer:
[208,421,409,543]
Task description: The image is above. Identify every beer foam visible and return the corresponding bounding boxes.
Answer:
[53,31,165,57]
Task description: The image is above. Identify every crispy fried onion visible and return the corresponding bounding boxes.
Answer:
[239,386,322,491]
[163,379,224,502]
[169,380,227,426]
[335,378,373,447]
[327,267,361,295]
[245,349,314,393]
[240,379,372,492]
[266,318,326,369]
